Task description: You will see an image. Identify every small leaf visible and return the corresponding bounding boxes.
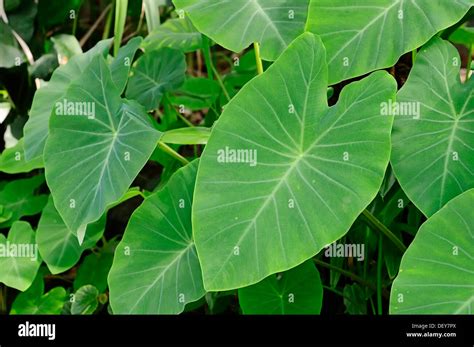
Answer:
[0,221,42,291]
[390,189,474,314]
[0,175,48,228]
[10,269,67,314]
[238,260,323,314]
[108,160,205,314]
[0,138,44,174]
[74,249,114,293]
[126,48,186,110]
[51,34,82,65]
[449,25,474,48]
[71,285,100,315]
[0,21,24,68]
[168,77,220,111]
[343,284,368,315]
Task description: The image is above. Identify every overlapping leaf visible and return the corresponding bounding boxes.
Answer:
[143,17,203,52]
[10,268,66,314]
[23,39,113,161]
[193,33,397,290]
[306,0,473,84]
[36,197,105,274]
[391,38,474,217]
[126,48,186,110]
[173,0,309,61]
[238,260,323,314]
[44,55,161,242]
[108,160,205,314]
[0,221,42,291]
[390,189,474,314]
[0,138,43,173]
[0,175,48,228]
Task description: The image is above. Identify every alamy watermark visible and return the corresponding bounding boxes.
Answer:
[55,99,96,119]
[324,242,365,261]
[0,242,39,261]
[380,100,420,119]
[217,147,257,167]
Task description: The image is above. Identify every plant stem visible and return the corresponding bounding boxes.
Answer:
[114,0,128,56]
[157,142,189,165]
[80,3,112,47]
[467,44,473,82]
[143,0,161,33]
[202,36,214,80]
[412,49,417,65]
[211,64,231,102]
[322,285,352,303]
[102,2,114,39]
[377,235,383,315]
[0,284,6,314]
[162,94,194,127]
[253,42,264,75]
[72,6,80,36]
[361,209,407,253]
[313,258,386,297]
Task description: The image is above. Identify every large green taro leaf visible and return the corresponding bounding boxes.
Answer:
[125,48,186,110]
[238,260,323,314]
[391,38,474,217]
[390,189,474,314]
[193,33,397,291]
[143,17,203,53]
[44,55,161,243]
[36,197,105,274]
[0,221,42,291]
[108,160,205,314]
[23,39,113,161]
[173,0,309,61]
[306,0,473,85]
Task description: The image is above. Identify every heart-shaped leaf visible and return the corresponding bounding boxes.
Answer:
[36,197,105,274]
[10,268,67,314]
[306,0,473,84]
[0,175,48,228]
[23,39,113,161]
[173,0,310,61]
[74,250,114,293]
[193,33,396,290]
[108,160,205,314]
[390,189,474,314]
[238,260,323,314]
[126,48,186,110]
[391,38,474,217]
[0,221,42,291]
[44,55,161,242]
[71,285,99,315]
